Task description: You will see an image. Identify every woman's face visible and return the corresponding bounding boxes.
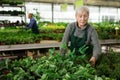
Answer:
[76,10,89,28]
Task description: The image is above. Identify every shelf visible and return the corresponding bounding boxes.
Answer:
[0,14,25,16]
[100,39,120,45]
[0,4,24,7]
[0,39,120,52]
[0,2,26,24]
[0,41,61,51]
[0,14,25,17]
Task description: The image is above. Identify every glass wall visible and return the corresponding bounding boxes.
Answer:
[25,2,120,23]
[88,6,120,22]
[0,2,120,23]
[25,2,75,23]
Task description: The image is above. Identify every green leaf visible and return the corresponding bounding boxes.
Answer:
[60,42,67,49]
[41,73,48,80]
[49,48,55,55]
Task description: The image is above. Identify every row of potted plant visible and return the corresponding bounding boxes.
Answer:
[0,22,120,45]
[0,10,25,16]
[39,21,120,39]
[0,28,63,45]
[40,22,120,39]
[0,48,119,79]
[0,0,23,5]
[38,22,66,33]
[91,22,120,39]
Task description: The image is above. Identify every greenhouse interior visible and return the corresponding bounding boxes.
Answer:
[0,0,120,79]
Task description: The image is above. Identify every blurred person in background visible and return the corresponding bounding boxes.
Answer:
[60,6,101,66]
[26,13,40,34]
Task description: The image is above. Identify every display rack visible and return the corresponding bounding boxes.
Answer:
[0,3,26,26]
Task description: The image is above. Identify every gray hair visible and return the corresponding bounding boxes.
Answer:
[75,6,89,15]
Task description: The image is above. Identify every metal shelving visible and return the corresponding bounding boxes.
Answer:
[0,3,26,25]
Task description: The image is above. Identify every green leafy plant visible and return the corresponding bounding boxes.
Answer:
[0,48,114,80]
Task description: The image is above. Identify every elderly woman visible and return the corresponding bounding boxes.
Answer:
[60,6,101,65]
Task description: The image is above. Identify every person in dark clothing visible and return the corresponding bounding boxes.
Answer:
[26,13,40,34]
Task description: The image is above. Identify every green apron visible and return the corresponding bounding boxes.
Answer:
[69,25,93,55]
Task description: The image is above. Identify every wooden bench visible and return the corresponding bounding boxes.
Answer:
[0,39,120,59]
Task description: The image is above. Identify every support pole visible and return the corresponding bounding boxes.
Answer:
[51,3,54,23]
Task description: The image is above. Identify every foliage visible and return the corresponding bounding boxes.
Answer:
[40,23,65,33]
[0,48,114,80]
[0,22,120,45]
[96,51,120,79]
[93,22,120,39]
[1,0,23,4]
[0,28,63,45]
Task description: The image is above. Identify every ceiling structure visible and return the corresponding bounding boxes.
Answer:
[25,0,75,4]
[84,0,120,8]
[24,0,120,23]
[25,0,120,7]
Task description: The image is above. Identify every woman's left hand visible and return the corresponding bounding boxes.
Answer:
[89,57,96,67]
